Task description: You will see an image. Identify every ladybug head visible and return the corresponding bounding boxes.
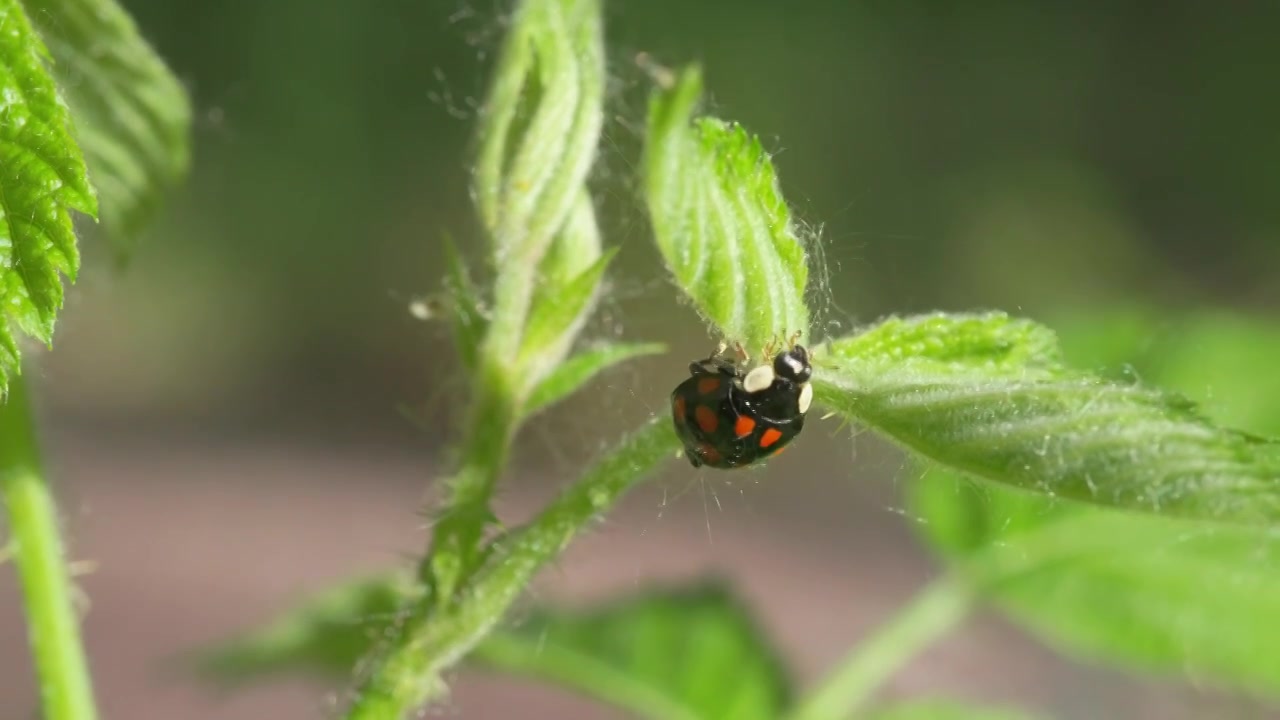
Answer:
[773,345,812,384]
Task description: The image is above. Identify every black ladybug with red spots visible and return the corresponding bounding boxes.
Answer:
[670,341,814,468]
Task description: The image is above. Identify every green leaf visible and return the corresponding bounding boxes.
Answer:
[643,65,810,354]
[197,574,413,683]
[473,0,605,364]
[520,191,609,371]
[442,233,487,371]
[471,582,792,720]
[868,699,1046,720]
[525,341,666,417]
[915,471,1280,697]
[812,312,1280,524]
[0,0,97,392]
[200,577,791,720]
[26,0,192,253]
[909,313,1280,697]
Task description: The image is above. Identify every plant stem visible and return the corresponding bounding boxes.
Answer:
[420,359,520,600]
[0,375,97,720]
[345,417,676,720]
[788,575,973,720]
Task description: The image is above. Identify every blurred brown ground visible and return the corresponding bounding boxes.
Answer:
[2,410,1268,719]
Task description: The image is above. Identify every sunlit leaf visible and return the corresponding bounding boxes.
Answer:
[0,0,96,392]
[26,0,192,253]
[525,341,666,417]
[644,65,809,353]
[813,312,1280,524]
[472,582,792,720]
[910,312,1280,698]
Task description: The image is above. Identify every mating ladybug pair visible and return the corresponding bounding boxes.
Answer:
[670,340,814,469]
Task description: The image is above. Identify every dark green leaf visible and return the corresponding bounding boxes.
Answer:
[471,582,792,720]
[644,65,810,354]
[26,0,191,253]
[814,312,1280,524]
[525,341,666,417]
[0,0,96,392]
[910,312,1280,697]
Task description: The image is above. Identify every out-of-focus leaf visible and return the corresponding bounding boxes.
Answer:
[525,341,666,417]
[910,312,1280,698]
[471,581,792,720]
[814,312,1280,524]
[868,699,1046,720]
[0,0,97,392]
[197,574,412,682]
[26,0,192,253]
[198,576,791,720]
[643,65,810,353]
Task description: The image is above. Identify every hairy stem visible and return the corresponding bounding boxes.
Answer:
[0,375,98,720]
[421,359,520,600]
[346,417,676,719]
[788,575,973,720]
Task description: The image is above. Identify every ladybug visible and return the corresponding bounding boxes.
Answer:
[670,343,814,468]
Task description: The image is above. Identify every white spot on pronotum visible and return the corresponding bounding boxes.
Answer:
[743,365,775,393]
[798,383,813,414]
[781,353,806,378]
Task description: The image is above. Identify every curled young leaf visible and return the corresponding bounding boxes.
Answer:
[812,312,1280,524]
[519,191,608,380]
[26,0,192,254]
[472,0,605,362]
[0,0,97,392]
[644,66,810,354]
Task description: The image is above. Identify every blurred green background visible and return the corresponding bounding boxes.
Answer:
[46,0,1279,437]
[5,1,1280,718]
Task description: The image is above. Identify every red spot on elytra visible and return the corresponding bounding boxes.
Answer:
[759,428,783,448]
[695,405,719,433]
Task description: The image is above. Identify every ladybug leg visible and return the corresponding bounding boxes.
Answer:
[786,329,802,349]
[761,336,777,363]
[732,341,750,364]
